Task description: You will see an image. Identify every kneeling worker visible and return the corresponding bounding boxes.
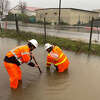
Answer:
[4,39,39,89]
[45,43,70,72]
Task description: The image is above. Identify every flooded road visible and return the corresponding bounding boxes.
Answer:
[0,38,100,100]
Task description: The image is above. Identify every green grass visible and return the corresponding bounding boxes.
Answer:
[1,29,100,56]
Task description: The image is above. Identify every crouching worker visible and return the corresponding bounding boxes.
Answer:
[4,39,39,89]
[45,43,70,72]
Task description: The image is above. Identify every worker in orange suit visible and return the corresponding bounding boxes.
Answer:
[44,43,70,72]
[4,39,39,89]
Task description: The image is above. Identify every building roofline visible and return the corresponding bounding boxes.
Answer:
[35,8,99,13]
[9,4,19,11]
[9,5,41,12]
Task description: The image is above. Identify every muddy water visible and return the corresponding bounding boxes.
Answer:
[0,38,100,100]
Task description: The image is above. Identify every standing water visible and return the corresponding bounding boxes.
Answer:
[0,38,100,100]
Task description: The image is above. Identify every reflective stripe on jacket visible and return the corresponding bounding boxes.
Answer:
[47,46,69,72]
[5,45,31,65]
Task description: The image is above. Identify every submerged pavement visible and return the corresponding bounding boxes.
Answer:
[0,38,100,100]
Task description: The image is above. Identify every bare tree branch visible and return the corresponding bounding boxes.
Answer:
[0,0,10,17]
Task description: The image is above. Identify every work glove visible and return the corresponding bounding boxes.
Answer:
[28,62,35,67]
[30,55,32,60]
[46,66,50,70]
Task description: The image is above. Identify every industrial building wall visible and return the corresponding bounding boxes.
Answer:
[35,8,99,25]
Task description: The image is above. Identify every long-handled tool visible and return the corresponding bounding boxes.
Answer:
[32,56,42,73]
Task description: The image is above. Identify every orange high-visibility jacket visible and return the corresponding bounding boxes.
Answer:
[5,45,31,65]
[47,46,69,72]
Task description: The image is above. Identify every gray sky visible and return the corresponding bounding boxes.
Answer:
[9,0,100,10]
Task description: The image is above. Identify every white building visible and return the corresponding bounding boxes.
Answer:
[9,5,40,16]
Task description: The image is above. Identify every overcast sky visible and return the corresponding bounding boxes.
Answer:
[9,0,100,11]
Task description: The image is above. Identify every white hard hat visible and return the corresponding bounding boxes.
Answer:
[28,39,38,48]
[44,43,52,50]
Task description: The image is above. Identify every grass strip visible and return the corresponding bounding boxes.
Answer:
[0,29,100,56]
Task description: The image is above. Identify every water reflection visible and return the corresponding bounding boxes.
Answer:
[45,70,70,94]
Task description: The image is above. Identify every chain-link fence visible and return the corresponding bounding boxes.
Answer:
[1,14,100,46]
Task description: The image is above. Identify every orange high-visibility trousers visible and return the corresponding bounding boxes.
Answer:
[57,59,69,72]
[4,62,22,89]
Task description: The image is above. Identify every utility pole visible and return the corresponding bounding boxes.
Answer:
[58,0,61,25]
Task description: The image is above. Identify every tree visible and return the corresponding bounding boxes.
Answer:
[19,2,26,14]
[0,0,9,17]
[19,2,27,23]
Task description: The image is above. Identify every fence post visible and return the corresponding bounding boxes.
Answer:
[58,0,61,25]
[44,17,46,44]
[15,14,19,33]
[88,17,94,51]
[0,18,3,32]
[0,22,2,32]
[97,26,99,40]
